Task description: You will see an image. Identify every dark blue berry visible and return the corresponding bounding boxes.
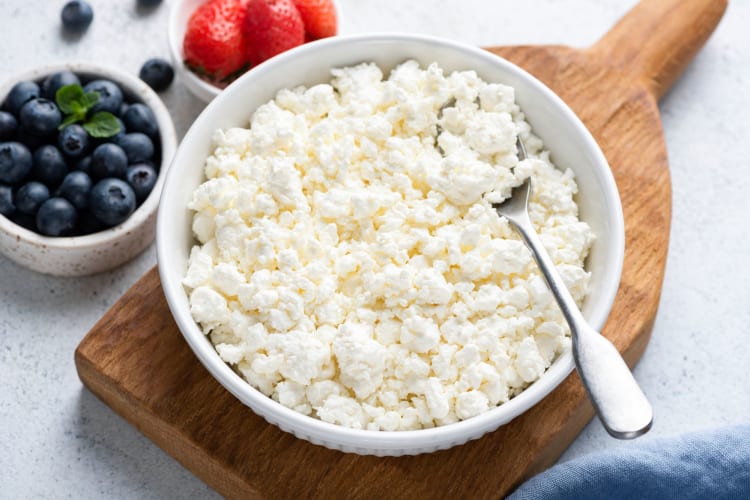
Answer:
[4,81,40,116]
[0,111,18,140]
[41,71,81,100]
[91,143,127,179]
[74,155,92,174]
[20,98,62,137]
[122,103,158,138]
[32,145,68,187]
[0,141,33,184]
[125,163,158,202]
[83,80,123,115]
[0,184,14,216]
[90,178,136,227]
[58,171,92,210]
[58,124,90,157]
[116,133,154,164]
[61,0,93,32]
[14,181,50,215]
[139,58,174,92]
[36,197,77,236]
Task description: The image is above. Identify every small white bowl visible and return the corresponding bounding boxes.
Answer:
[0,62,177,277]
[168,0,344,103]
[157,34,625,455]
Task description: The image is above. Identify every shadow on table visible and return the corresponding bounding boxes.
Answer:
[74,387,220,499]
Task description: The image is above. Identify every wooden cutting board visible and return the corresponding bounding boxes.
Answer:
[75,0,726,497]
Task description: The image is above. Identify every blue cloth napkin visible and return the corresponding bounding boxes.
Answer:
[509,424,750,499]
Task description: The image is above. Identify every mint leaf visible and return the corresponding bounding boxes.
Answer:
[57,83,113,133]
[70,101,86,115]
[56,84,87,114]
[56,100,88,130]
[84,91,99,109]
[83,111,121,138]
[58,114,81,130]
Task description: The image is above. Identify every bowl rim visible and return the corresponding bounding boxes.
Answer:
[167,0,345,102]
[0,61,178,250]
[157,32,625,452]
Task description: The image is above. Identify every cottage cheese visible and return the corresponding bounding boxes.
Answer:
[184,60,594,431]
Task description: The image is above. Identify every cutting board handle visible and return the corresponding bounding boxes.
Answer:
[591,0,727,99]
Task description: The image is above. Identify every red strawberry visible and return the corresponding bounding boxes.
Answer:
[243,0,305,66]
[292,0,337,40]
[183,0,251,81]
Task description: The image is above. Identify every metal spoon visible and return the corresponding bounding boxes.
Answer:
[492,139,652,439]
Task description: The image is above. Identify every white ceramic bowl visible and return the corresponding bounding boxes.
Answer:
[157,34,625,456]
[0,62,177,277]
[168,0,344,103]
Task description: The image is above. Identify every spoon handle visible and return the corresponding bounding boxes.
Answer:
[507,211,653,439]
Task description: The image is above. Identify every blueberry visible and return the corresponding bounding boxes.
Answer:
[14,181,50,215]
[139,58,174,92]
[61,0,93,32]
[0,111,18,140]
[36,197,77,236]
[58,124,90,157]
[83,80,123,115]
[116,133,154,164]
[125,163,158,202]
[91,143,127,179]
[20,98,62,137]
[74,155,92,174]
[41,71,81,100]
[4,81,40,116]
[32,145,68,187]
[58,171,92,210]
[0,184,14,216]
[0,142,33,184]
[122,103,158,138]
[90,178,136,227]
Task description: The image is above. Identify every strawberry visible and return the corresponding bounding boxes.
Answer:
[183,0,251,82]
[243,0,305,66]
[292,0,337,41]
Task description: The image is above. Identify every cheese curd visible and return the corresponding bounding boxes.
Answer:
[184,60,594,431]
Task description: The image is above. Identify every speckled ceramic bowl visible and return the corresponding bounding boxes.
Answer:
[0,62,177,277]
[158,34,624,455]
[168,0,344,103]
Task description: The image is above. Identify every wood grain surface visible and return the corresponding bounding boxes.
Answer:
[75,0,727,497]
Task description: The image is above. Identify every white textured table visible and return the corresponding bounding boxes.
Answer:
[1,1,747,497]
